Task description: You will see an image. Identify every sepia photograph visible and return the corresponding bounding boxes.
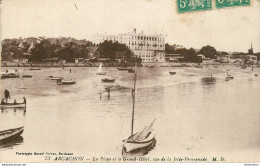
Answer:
[0,0,260,164]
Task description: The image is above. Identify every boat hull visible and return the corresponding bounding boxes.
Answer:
[49,77,63,80]
[117,67,131,71]
[169,71,176,74]
[0,103,26,109]
[0,127,24,141]
[22,75,32,78]
[96,72,106,75]
[102,79,115,83]
[60,81,76,85]
[1,75,20,79]
[123,132,155,152]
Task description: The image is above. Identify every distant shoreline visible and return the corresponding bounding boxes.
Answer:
[1,62,258,68]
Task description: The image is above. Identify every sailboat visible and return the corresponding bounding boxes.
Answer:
[96,62,106,75]
[123,64,156,152]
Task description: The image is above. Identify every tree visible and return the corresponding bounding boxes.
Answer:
[97,41,132,61]
[30,39,54,62]
[198,45,217,59]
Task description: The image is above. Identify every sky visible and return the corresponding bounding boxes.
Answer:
[0,0,260,52]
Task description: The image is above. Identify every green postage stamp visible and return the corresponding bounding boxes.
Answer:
[177,0,250,13]
[177,0,212,13]
[215,0,250,9]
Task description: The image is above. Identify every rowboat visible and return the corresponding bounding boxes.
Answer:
[96,63,106,75]
[60,80,76,85]
[169,71,176,75]
[0,127,24,142]
[1,73,20,79]
[49,76,63,80]
[225,74,234,81]
[117,67,132,71]
[22,75,32,78]
[0,103,26,109]
[123,63,156,153]
[123,130,155,152]
[226,75,234,79]
[128,69,135,73]
[101,78,115,83]
[29,68,41,70]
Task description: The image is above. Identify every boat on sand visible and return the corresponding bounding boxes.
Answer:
[49,76,63,80]
[169,71,176,75]
[1,73,20,79]
[117,67,132,71]
[0,103,26,109]
[59,80,76,85]
[101,78,115,83]
[123,64,156,153]
[0,127,24,142]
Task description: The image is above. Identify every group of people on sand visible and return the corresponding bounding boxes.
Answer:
[1,89,26,105]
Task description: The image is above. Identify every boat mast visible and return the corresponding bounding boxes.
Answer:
[131,63,137,136]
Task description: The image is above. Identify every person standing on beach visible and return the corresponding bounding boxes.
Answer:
[23,97,26,104]
[4,89,10,102]
[107,88,110,99]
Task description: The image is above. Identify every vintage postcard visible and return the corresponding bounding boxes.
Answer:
[0,0,260,164]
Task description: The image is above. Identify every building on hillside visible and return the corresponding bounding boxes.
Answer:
[13,58,28,64]
[92,29,165,63]
[230,54,245,62]
[165,54,184,63]
[197,54,214,64]
[248,55,257,64]
[75,58,85,63]
[216,54,230,63]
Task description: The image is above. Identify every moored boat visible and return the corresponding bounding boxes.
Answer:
[29,68,41,70]
[22,75,32,78]
[128,69,135,73]
[60,80,76,85]
[169,71,176,75]
[123,63,156,153]
[1,73,20,79]
[226,75,234,79]
[225,73,234,81]
[96,63,106,75]
[101,78,115,83]
[0,103,26,109]
[49,76,63,80]
[123,130,155,152]
[0,127,24,142]
[117,67,132,71]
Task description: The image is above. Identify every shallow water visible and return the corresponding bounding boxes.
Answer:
[0,65,260,162]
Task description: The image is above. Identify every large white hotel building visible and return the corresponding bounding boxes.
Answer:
[92,29,165,63]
